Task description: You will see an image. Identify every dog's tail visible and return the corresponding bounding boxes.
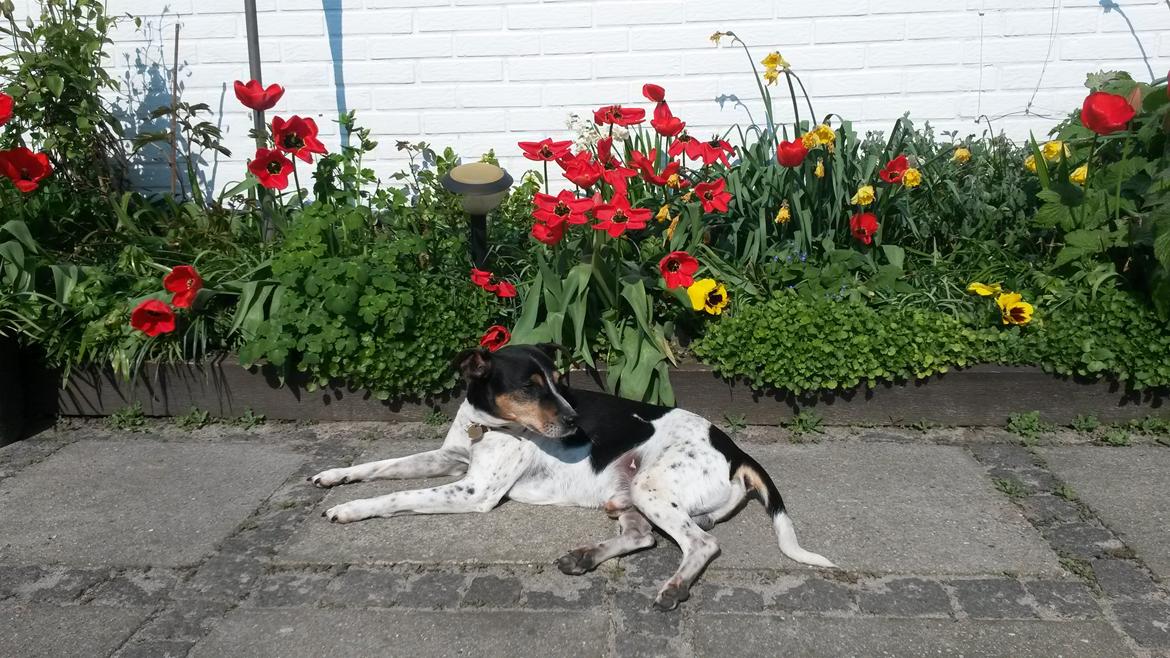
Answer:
[731,444,835,569]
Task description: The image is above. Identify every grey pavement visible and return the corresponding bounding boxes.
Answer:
[0,421,1168,657]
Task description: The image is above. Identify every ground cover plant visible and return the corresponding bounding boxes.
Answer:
[2,3,1170,404]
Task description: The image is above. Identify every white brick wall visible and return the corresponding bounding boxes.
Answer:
[12,0,1170,192]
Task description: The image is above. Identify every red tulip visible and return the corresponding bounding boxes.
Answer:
[694,179,732,213]
[479,325,511,352]
[593,104,645,126]
[0,92,12,127]
[531,220,566,246]
[0,147,53,193]
[557,151,602,188]
[1080,92,1136,135]
[850,212,880,245]
[272,115,327,163]
[533,190,593,227]
[470,268,516,298]
[233,80,284,111]
[642,83,666,103]
[698,137,734,167]
[519,138,573,162]
[596,144,637,196]
[650,102,685,137]
[668,133,705,161]
[130,299,176,337]
[776,139,808,167]
[163,265,203,309]
[593,194,651,238]
[494,280,517,298]
[247,148,294,190]
[629,149,681,187]
[878,155,909,183]
[659,251,699,289]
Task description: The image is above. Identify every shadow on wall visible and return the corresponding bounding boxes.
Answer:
[110,7,227,200]
[1097,1,1156,82]
[324,0,349,147]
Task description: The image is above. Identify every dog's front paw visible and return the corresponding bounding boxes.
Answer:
[308,467,352,488]
[555,547,596,575]
[323,501,368,524]
[652,580,690,611]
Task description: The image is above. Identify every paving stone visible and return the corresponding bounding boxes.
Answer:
[114,639,194,658]
[320,567,404,608]
[249,570,332,607]
[1112,600,1170,648]
[969,444,1040,470]
[950,578,1037,619]
[1018,494,1084,525]
[189,608,610,658]
[174,556,266,601]
[1043,522,1127,559]
[1025,580,1101,619]
[857,577,951,617]
[0,440,304,567]
[616,590,682,636]
[87,568,180,607]
[0,565,44,599]
[279,440,616,565]
[138,598,233,641]
[10,566,104,604]
[462,575,522,608]
[694,616,1133,657]
[709,443,1060,574]
[613,633,683,657]
[522,572,605,610]
[696,585,766,613]
[400,571,466,609]
[1092,559,1161,599]
[0,605,151,658]
[621,541,681,585]
[770,576,853,613]
[1041,447,1170,579]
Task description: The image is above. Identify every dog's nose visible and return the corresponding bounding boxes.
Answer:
[563,411,579,427]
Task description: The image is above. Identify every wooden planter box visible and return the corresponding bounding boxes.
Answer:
[19,357,1170,427]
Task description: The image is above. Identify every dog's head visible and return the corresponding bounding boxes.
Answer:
[454,344,578,438]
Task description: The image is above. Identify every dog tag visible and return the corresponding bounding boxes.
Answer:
[467,424,485,441]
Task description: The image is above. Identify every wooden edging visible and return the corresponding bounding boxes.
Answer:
[17,358,1170,427]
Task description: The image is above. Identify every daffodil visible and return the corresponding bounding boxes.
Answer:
[655,204,671,223]
[665,214,680,241]
[1069,164,1088,186]
[850,185,875,206]
[763,68,779,85]
[775,200,791,225]
[1024,154,1037,173]
[665,173,685,189]
[996,292,1034,325]
[814,158,825,178]
[952,147,971,164]
[813,124,835,145]
[966,282,1003,297]
[761,51,789,71]
[801,131,820,149]
[709,32,724,46]
[901,168,922,188]
[687,278,730,315]
[1041,140,1070,162]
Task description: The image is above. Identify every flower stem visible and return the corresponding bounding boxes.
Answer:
[783,70,802,136]
[291,158,306,207]
[543,161,549,195]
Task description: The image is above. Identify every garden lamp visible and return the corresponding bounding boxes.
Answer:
[441,162,513,269]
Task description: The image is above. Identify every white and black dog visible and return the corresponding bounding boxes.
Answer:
[311,344,833,610]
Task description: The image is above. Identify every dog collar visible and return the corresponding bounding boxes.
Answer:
[467,423,488,441]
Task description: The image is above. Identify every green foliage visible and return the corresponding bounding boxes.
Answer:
[231,408,265,429]
[786,409,823,438]
[722,413,747,433]
[1099,427,1131,447]
[1121,415,1170,436]
[993,477,1028,499]
[1070,414,1100,433]
[173,407,211,430]
[1059,556,1095,582]
[1053,484,1078,502]
[1007,411,1053,442]
[106,402,145,432]
[424,409,450,427]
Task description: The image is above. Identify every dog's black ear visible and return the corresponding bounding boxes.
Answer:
[453,348,492,380]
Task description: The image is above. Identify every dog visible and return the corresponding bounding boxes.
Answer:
[311,344,833,610]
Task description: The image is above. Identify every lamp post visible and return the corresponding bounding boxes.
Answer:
[441,162,513,269]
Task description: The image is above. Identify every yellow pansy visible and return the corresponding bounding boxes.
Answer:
[850,185,875,206]
[1024,154,1037,173]
[1041,140,1070,162]
[814,158,825,178]
[902,168,922,188]
[1069,164,1088,186]
[996,292,1034,326]
[952,147,971,164]
[655,204,671,223]
[966,282,1003,297]
[775,200,791,225]
[687,278,730,315]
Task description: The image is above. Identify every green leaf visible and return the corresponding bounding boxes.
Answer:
[44,75,64,98]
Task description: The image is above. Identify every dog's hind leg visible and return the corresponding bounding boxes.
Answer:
[310,448,469,488]
[555,510,655,575]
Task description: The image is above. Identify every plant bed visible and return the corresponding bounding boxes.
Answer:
[26,357,1168,427]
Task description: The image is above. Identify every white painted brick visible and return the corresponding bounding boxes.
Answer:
[508,56,593,81]
[282,37,368,62]
[803,70,904,98]
[417,58,503,82]
[257,13,326,37]
[906,11,996,40]
[357,112,423,136]
[366,0,449,7]
[902,67,988,93]
[280,0,361,9]
[338,60,416,85]
[423,109,509,133]
[191,0,277,12]
[814,16,906,44]
[456,84,542,107]
[507,4,591,29]
[262,63,336,87]
[997,62,1092,90]
[1101,5,1170,32]
[369,35,453,59]
[596,1,684,25]
[417,7,504,32]
[594,53,684,78]
[967,37,1055,64]
[1061,34,1153,61]
[455,34,542,57]
[508,107,577,131]
[685,0,771,21]
[373,85,457,110]
[176,15,241,40]
[542,29,628,55]
[541,81,630,105]
[326,11,414,35]
[775,0,867,18]
[1004,8,1099,37]
[866,40,964,67]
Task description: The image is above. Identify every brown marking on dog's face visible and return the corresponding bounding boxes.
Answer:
[456,344,578,438]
